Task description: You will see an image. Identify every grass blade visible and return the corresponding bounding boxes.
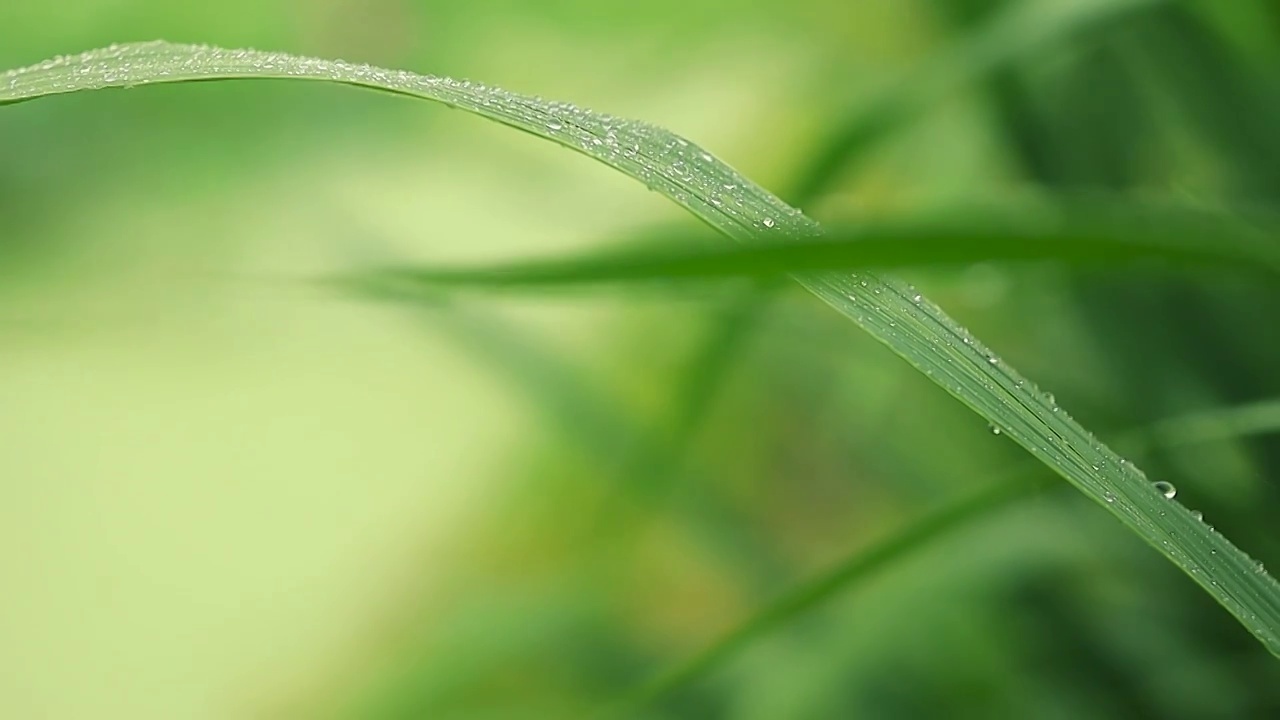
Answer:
[335,198,1280,291]
[613,475,1051,716]
[784,0,1164,203]
[351,279,789,585]
[4,41,1279,657]
[1145,397,1280,448]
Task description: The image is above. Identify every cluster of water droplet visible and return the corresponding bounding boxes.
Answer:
[3,41,813,244]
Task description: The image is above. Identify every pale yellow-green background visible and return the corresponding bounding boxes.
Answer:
[4,0,1279,718]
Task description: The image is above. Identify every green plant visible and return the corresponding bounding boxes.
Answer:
[4,16,1278,715]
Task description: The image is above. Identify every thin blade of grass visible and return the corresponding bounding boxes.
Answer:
[4,41,1279,656]
[612,474,1052,716]
[335,199,1280,291]
[646,0,1137,506]
[784,0,1164,203]
[1145,397,1280,448]
[351,276,790,586]
[1128,4,1280,198]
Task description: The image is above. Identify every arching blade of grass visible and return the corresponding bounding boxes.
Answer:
[335,198,1280,291]
[4,42,1279,656]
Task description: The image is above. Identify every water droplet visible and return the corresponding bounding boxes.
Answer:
[1103,491,1116,503]
[545,119,563,131]
[987,356,999,365]
[1153,481,1176,499]
[1257,562,1267,574]
[1192,510,1204,521]
[988,423,1002,435]
[762,217,775,228]
[1045,392,1056,404]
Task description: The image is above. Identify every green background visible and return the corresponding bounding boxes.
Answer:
[3,0,1279,717]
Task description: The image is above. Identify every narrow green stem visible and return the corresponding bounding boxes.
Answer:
[608,474,1050,717]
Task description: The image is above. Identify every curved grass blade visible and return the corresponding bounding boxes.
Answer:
[4,42,1279,656]
[337,199,1280,291]
[639,0,1181,565]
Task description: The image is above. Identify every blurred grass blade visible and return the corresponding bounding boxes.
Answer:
[615,475,1051,715]
[339,199,1280,291]
[1145,397,1280,447]
[786,0,1163,203]
[619,398,1280,712]
[353,280,789,584]
[1129,4,1280,198]
[5,42,1280,657]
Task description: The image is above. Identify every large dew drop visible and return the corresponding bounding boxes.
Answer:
[1153,481,1177,500]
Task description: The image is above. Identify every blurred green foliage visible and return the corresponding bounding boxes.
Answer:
[2,0,1279,718]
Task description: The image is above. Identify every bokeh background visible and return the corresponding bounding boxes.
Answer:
[3,0,1280,717]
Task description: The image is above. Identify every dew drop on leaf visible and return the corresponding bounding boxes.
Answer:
[1153,481,1177,499]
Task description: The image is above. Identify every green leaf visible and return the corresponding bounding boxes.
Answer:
[4,41,1278,657]
[335,198,1280,291]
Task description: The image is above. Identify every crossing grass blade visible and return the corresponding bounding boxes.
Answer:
[4,41,1279,657]
[334,198,1280,291]
[613,474,1051,716]
[1144,397,1280,448]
